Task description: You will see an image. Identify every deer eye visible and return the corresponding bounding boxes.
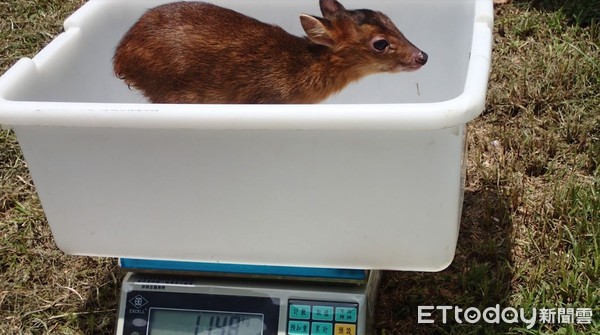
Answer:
[372,39,389,51]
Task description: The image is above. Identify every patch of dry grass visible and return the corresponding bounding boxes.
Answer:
[0,0,598,334]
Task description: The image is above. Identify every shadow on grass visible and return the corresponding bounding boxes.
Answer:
[374,187,514,335]
[515,0,600,27]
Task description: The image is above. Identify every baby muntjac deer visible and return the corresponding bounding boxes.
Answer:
[113,0,427,104]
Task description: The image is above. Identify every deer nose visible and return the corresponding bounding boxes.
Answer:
[415,51,428,65]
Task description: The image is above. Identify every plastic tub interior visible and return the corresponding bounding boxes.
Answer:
[0,0,493,271]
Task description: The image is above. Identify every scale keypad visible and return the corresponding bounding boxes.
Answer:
[288,300,358,335]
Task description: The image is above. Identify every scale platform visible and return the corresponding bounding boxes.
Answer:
[117,259,380,335]
[119,258,368,284]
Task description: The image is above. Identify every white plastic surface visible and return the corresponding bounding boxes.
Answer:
[0,0,493,271]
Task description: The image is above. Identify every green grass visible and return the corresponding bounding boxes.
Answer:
[1,0,599,334]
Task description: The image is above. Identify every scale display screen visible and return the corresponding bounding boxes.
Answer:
[148,308,264,335]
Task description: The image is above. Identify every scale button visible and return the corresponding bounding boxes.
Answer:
[311,322,333,335]
[335,307,358,323]
[132,318,147,327]
[289,304,311,320]
[334,323,356,335]
[288,320,310,335]
[312,306,334,321]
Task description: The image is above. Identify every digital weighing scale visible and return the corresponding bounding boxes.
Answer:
[116,259,380,335]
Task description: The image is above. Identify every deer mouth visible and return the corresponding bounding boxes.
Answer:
[390,63,424,72]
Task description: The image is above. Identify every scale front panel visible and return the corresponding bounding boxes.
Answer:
[116,273,367,335]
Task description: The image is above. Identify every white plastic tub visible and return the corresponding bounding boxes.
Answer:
[0,0,493,271]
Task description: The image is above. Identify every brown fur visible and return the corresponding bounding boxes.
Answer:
[113,0,427,104]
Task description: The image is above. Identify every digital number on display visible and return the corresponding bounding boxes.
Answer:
[149,308,264,335]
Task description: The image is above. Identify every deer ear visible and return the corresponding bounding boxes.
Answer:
[319,0,346,18]
[300,14,334,47]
